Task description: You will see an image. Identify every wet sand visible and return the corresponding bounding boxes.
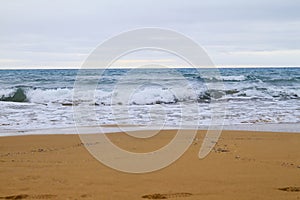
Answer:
[0,130,300,199]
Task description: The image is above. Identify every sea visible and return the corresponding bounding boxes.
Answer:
[0,68,299,134]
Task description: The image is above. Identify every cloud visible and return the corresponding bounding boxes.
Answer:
[0,0,299,68]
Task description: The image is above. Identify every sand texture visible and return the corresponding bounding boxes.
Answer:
[0,130,300,199]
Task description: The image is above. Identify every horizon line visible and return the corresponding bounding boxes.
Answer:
[0,65,299,70]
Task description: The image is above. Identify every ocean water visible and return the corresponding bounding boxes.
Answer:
[0,68,299,132]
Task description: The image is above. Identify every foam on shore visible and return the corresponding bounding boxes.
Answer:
[1,123,299,137]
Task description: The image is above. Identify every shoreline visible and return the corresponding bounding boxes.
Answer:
[1,123,299,137]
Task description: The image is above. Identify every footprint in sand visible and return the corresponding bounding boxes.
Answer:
[0,194,57,199]
[0,194,29,199]
[278,187,300,192]
[142,192,193,199]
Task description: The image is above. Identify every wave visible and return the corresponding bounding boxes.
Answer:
[198,75,246,82]
[0,88,28,102]
[0,86,299,106]
[0,88,73,104]
[221,75,246,81]
[263,77,300,83]
[198,75,299,83]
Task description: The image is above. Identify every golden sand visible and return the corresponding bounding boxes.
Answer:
[0,130,300,199]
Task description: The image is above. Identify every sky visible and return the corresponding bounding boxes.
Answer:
[0,0,300,69]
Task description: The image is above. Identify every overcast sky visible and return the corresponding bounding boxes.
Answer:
[0,0,300,69]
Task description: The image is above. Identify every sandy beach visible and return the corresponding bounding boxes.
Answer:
[1,0,300,199]
[0,130,300,199]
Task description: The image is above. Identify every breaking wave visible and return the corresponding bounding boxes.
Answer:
[1,85,299,106]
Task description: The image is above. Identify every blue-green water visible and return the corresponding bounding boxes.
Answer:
[0,68,299,130]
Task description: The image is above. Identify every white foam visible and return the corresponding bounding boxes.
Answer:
[221,75,246,81]
[0,88,16,97]
[1,123,299,137]
[27,88,73,104]
[202,75,246,81]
